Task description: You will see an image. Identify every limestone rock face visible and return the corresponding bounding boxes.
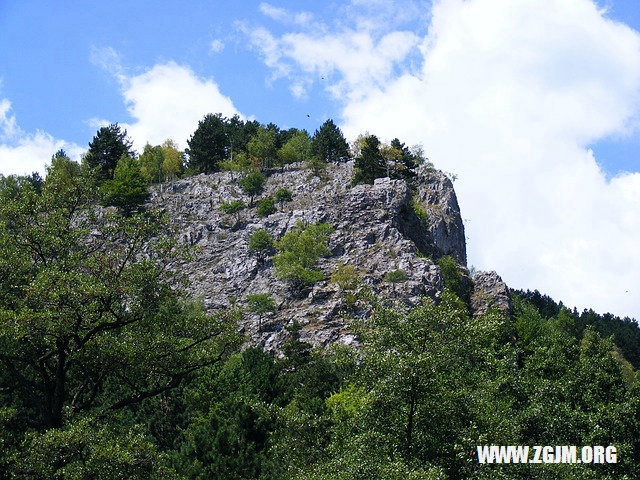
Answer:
[470,271,512,317]
[149,161,503,350]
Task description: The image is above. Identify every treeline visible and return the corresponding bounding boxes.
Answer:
[1,116,639,479]
[1,157,639,478]
[24,114,427,216]
[513,289,640,369]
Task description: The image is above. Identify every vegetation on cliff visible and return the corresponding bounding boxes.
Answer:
[0,114,639,479]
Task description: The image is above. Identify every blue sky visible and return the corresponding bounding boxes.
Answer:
[1,0,640,319]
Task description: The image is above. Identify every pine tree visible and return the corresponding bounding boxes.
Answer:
[311,119,349,163]
[85,124,134,181]
[186,113,229,174]
[351,134,387,185]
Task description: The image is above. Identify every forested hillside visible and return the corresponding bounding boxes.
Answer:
[1,115,639,479]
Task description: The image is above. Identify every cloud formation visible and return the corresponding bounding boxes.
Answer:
[0,97,83,176]
[117,61,241,151]
[250,0,640,319]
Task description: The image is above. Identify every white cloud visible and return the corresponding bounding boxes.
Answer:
[244,26,419,99]
[0,98,83,176]
[252,0,640,319]
[259,3,313,26]
[114,61,240,151]
[210,39,225,53]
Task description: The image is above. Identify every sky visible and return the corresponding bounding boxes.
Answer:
[1,0,639,320]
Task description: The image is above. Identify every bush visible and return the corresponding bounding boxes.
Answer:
[331,263,360,291]
[239,170,266,206]
[256,196,276,217]
[385,269,408,284]
[437,255,471,303]
[220,199,246,226]
[275,187,293,205]
[274,222,334,290]
[99,156,149,215]
[249,229,274,260]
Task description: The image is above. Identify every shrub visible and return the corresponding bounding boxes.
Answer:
[385,269,408,284]
[239,170,265,206]
[247,293,276,331]
[248,229,274,261]
[331,263,360,291]
[256,196,276,217]
[98,156,149,216]
[274,222,334,290]
[274,187,293,205]
[437,255,471,303]
[220,199,246,226]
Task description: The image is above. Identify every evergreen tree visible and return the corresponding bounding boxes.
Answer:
[186,113,229,174]
[84,123,134,181]
[351,134,387,185]
[311,119,349,163]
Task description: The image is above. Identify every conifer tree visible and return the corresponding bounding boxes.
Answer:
[311,119,349,163]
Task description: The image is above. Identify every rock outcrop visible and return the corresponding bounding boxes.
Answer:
[149,161,508,350]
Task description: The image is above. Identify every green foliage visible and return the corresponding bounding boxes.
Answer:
[248,228,274,258]
[247,293,276,315]
[247,126,278,170]
[351,134,388,185]
[278,130,312,165]
[274,222,335,290]
[331,262,360,291]
[247,293,276,331]
[161,138,183,184]
[13,417,172,479]
[256,196,276,217]
[84,123,134,182]
[306,155,328,178]
[274,187,293,205]
[186,113,229,174]
[139,143,165,184]
[384,269,408,284]
[99,155,150,215]
[411,197,429,223]
[0,173,241,434]
[239,170,266,206]
[311,119,349,163]
[437,255,471,303]
[220,199,246,226]
[220,199,247,215]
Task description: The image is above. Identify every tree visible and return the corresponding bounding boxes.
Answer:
[256,196,276,217]
[84,123,134,181]
[186,113,229,174]
[248,229,274,263]
[220,199,246,227]
[99,156,150,215]
[351,134,387,185]
[239,170,266,206]
[274,222,334,290]
[139,143,165,184]
[247,293,276,331]
[275,187,293,210]
[161,139,183,187]
[247,127,278,170]
[277,131,312,166]
[311,119,349,163]
[0,168,241,432]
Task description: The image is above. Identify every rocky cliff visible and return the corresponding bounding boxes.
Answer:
[150,161,510,350]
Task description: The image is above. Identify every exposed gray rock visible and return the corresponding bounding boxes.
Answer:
[470,271,512,317]
[148,161,500,351]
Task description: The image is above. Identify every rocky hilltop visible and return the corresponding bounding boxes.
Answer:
[150,161,510,350]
